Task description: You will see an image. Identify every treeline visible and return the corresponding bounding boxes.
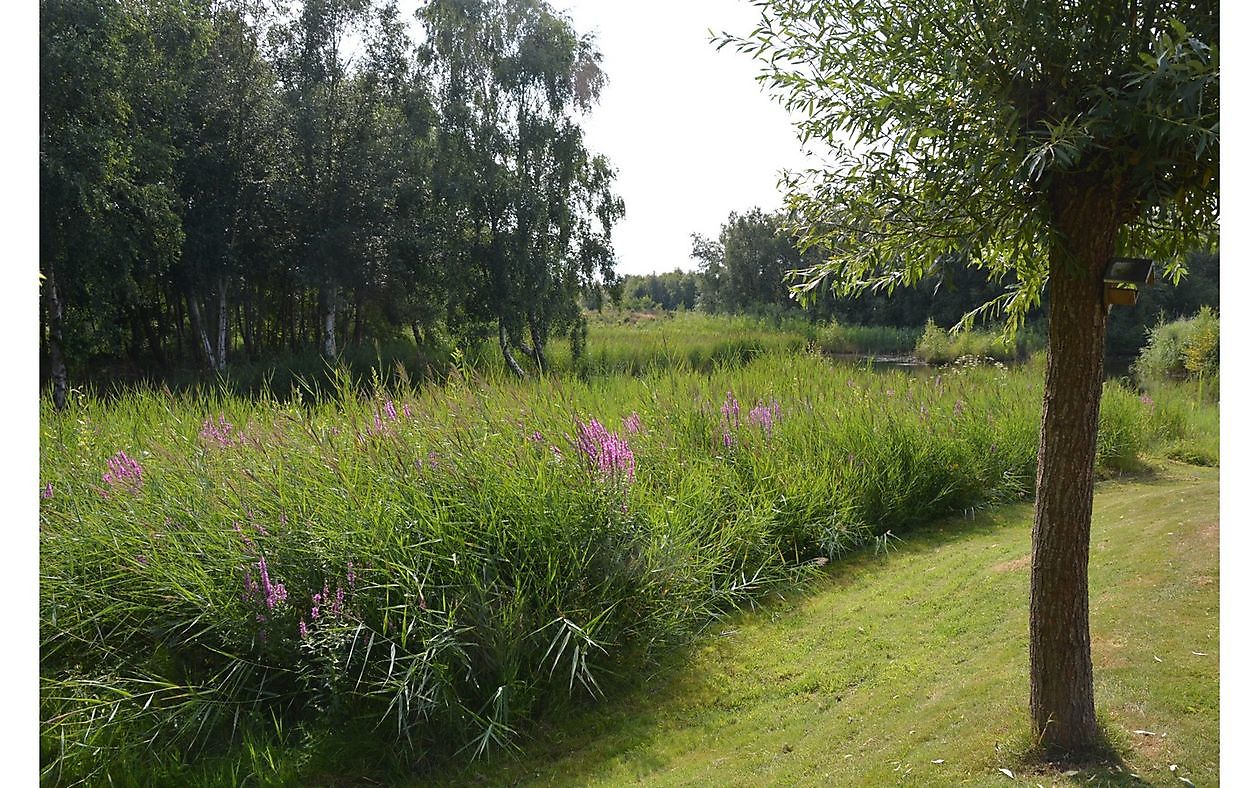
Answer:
[40,0,622,405]
[621,208,1218,355]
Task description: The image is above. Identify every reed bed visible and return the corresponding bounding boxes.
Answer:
[38,353,1207,783]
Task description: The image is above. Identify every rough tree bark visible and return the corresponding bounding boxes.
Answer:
[1029,182,1121,754]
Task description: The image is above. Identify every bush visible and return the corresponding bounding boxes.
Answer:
[1132,307,1220,399]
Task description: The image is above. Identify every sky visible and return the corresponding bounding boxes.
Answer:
[555,1,813,276]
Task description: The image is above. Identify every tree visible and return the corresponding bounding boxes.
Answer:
[721,1,1218,755]
[420,0,623,376]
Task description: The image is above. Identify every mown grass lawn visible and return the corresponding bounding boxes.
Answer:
[434,463,1218,787]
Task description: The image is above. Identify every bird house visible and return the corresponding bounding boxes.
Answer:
[1103,257,1155,309]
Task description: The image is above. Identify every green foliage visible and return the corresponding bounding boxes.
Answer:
[40,0,623,389]
[914,320,1046,364]
[39,351,1214,781]
[1132,307,1220,397]
[718,1,1218,327]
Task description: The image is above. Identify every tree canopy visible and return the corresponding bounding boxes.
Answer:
[720,0,1218,326]
[39,0,622,401]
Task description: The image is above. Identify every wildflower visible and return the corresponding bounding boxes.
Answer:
[529,429,545,443]
[749,402,775,436]
[402,403,413,418]
[136,554,149,566]
[383,399,398,421]
[1140,394,1154,407]
[723,430,735,449]
[257,556,287,610]
[623,412,642,434]
[720,392,741,429]
[101,451,143,494]
[298,619,309,639]
[575,418,635,484]
[199,415,236,447]
[346,560,356,589]
[40,482,53,500]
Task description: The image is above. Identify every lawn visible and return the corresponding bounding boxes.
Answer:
[437,463,1219,787]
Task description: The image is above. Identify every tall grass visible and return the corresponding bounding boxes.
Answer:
[39,353,1209,783]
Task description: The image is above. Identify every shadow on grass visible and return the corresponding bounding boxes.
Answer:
[1012,719,1160,788]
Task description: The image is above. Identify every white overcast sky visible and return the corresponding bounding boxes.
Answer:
[556,0,812,276]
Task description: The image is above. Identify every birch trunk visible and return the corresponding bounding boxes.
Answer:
[498,320,527,378]
[215,275,228,372]
[186,289,216,373]
[321,286,337,359]
[45,269,69,411]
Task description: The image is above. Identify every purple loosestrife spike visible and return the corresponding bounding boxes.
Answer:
[298,619,309,639]
[529,430,544,443]
[749,402,774,436]
[723,430,735,449]
[623,412,642,434]
[346,561,356,589]
[403,403,413,418]
[720,392,741,428]
[384,400,398,421]
[102,451,143,493]
[40,482,53,500]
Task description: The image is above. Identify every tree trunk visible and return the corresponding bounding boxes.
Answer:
[321,285,337,359]
[45,268,69,411]
[215,275,228,372]
[498,319,527,378]
[186,289,217,373]
[1029,187,1118,755]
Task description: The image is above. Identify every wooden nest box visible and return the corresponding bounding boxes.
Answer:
[1103,257,1155,309]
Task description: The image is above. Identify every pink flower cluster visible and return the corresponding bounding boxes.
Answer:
[298,562,357,639]
[243,555,288,611]
[747,399,782,437]
[720,393,783,446]
[575,418,635,485]
[200,415,241,447]
[623,412,642,434]
[101,451,143,494]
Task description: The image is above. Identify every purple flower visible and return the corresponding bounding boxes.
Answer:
[402,403,413,419]
[346,560,356,589]
[257,556,287,610]
[720,392,741,429]
[384,400,398,421]
[298,619,309,639]
[529,430,545,443]
[199,415,240,447]
[40,482,53,500]
[749,402,774,436]
[101,451,143,494]
[623,412,642,434]
[575,418,635,485]
[722,430,735,449]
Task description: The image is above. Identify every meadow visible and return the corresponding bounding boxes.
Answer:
[38,327,1217,784]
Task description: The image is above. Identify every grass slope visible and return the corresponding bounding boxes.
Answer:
[436,463,1219,788]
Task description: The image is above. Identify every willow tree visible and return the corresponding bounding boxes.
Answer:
[721,1,1218,755]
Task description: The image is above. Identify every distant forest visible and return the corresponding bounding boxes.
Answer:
[620,207,1218,357]
[39,0,1218,402]
[41,0,623,402]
